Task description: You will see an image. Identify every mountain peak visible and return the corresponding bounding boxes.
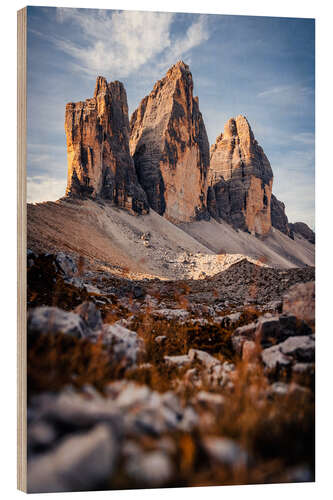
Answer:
[93,75,108,97]
[208,116,273,235]
[130,62,209,223]
[65,79,149,214]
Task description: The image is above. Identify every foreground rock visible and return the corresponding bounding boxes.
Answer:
[28,424,116,493]
[28,302,145,369]
[231,312,312,354]
[26,248,315,488]
[261,335,315,376]
[203,437,248,467]
[125,451,173,486]
[28,306,91,339]
[101,323,145,368]
[65,76,149,214]
[130,61,210,222]
[283,281,315,322]
[27,381,198,491]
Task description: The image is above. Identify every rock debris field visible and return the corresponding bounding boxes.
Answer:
[26,250,315,492]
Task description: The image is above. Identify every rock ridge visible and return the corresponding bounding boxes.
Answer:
[270,194,294,238]
[289,222,315,244]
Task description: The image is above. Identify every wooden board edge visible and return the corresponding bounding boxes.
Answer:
[17,6,27,493]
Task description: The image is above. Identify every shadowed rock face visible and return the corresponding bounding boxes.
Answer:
[130,61,210,223]
[208,116,273,235]
[65,77,149,215]
[271,194,294,238]
[289,222,315,244]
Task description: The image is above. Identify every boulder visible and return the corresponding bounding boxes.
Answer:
[27,306,90,338]
[220,312,241,328]
[188,349,220,369]
[28,421,57,451]
[231,322,257,355]
[125,451,173,486]
[232,313,312,355]
[261,344,292,374]
[279,335,315,363]
[283,281,315,323]
[31,389,121,429]
[202,437,248,467]
[28,424,117,493]
[74,301,103,334]
[101,323,145,368]
[54,252,78,278]
[164,354,192,369]
[106,381,197,435]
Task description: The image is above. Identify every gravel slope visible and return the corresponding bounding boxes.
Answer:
[28,198,314,280]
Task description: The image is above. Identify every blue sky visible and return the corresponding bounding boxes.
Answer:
[27,7,315,229]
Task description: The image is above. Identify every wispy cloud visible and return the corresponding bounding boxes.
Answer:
[27,176,66,203]
[292,132,315,145]
[156,16,209,72]
[27,144,67,178]
[53,9,209,78]
[257,84,314,110]
[271,148,315,229]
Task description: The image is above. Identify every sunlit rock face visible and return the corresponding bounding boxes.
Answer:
[208,115,273,235]
[65,76,149,215]
[130,61,210,223]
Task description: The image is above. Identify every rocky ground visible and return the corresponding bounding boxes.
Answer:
[26,250,315,492]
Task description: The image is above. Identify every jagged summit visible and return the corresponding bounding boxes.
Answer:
[207,115,273,235]
[167,60,191,75]
[130,61,210,223]
[65,76,149,215]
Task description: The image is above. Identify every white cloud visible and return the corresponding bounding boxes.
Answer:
[157,16,209,71]
[27,144,67,179]
[271,148,315,229]
[27,176,66,203]
[292,132,315,145]
[53,9,209,78]
[54,9,174,77]
[257,84,314,111]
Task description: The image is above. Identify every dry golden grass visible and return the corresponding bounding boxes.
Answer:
[27,257,314,486]
[27,332,123,395]
[27,312,314,486]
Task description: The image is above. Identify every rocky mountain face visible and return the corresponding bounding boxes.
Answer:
[207,116,273,235]
[63,64,314,245]
[289,222,315,244]
[65,76,149,215]
[270,194,294,238]
[130,61,210,223]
